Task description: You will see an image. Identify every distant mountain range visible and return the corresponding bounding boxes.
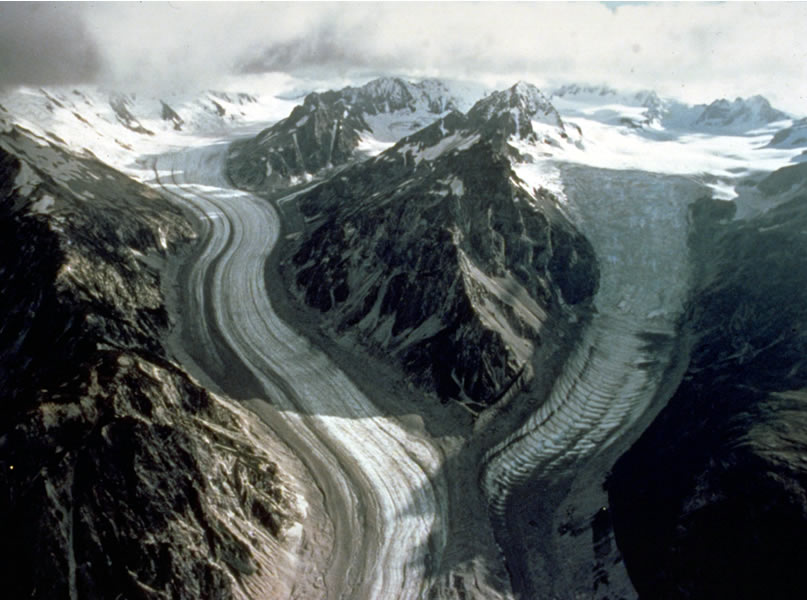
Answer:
[551,83,789,132]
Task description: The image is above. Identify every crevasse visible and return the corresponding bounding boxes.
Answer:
[482,164,704,516]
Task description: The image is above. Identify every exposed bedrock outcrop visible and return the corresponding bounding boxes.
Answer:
[281,138,598,413]
[0,130,302,600]
[226,77,463,192]
[609,168,807,599]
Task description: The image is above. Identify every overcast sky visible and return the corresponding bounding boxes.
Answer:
[1,2,806,114]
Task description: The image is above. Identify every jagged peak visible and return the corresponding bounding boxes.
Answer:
[745,94,771,105]
[702,94,777,111]
[358,76,409,95]
[696,94,788,127]
[470,82,556,118]
[301,90,328,109]
[415,77,452,92]
[634,90,661,105]
[511,80,538,94]
[285,77,459,119]
[727,95,770,107]
[509,81,552,107]
[467,81,563,139]
[357,76,453,98]
[338,77,416,110]
[348,77,459,114]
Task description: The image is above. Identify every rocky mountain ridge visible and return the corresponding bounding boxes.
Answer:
[694,95,787,130]
[0,125,305,599]
[767,117,807,149]
[277,81,598,412]
[467,81,565,136]
[552,83,790,133]
[225,77,473,191]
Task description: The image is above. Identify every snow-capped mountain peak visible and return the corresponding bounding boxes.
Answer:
[470,82,562,127]
[694,95,788,131]
[226,76,482,190]
[550,82,793,137]
[333,76,461,118]
[412,78,466,113]
[340,77,415,115]
[465,81,566,142]
[549,83,671,129]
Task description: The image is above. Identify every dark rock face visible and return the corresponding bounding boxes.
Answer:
[226,77,461,192]
[161,100,184,130]
[467,81,565,140]
[109,93,154,135]
[0,129,299,599]
[609,168,807,599]
[229,91,363,189]
[767,118,807,149]
[4,352,293,600]
[281,111,597,410]
[694,95,787,129]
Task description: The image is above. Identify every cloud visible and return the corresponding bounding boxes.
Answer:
[83,3,348,92]
[220,2,807,113]
[2,2,806,114]
[0,3,102,89]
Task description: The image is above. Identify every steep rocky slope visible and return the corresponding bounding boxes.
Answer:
[768,117,807,149]
[226,77,468,192]
[278,83,598,412]
[609,163,807,599]
[0,125,304,599]
[693,95,788,131]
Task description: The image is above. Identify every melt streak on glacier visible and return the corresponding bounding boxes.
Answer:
[152,144,444,599]
[483,164,705,514]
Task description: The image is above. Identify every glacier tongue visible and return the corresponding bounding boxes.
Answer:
[483,313,676,509]
[482,163,707,595]
[562,166,698,319]
[484,164,704,493]
[156,144,444,600]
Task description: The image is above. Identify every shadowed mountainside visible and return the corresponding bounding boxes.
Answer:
[0,127,303,600]
[610,164,807,599]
